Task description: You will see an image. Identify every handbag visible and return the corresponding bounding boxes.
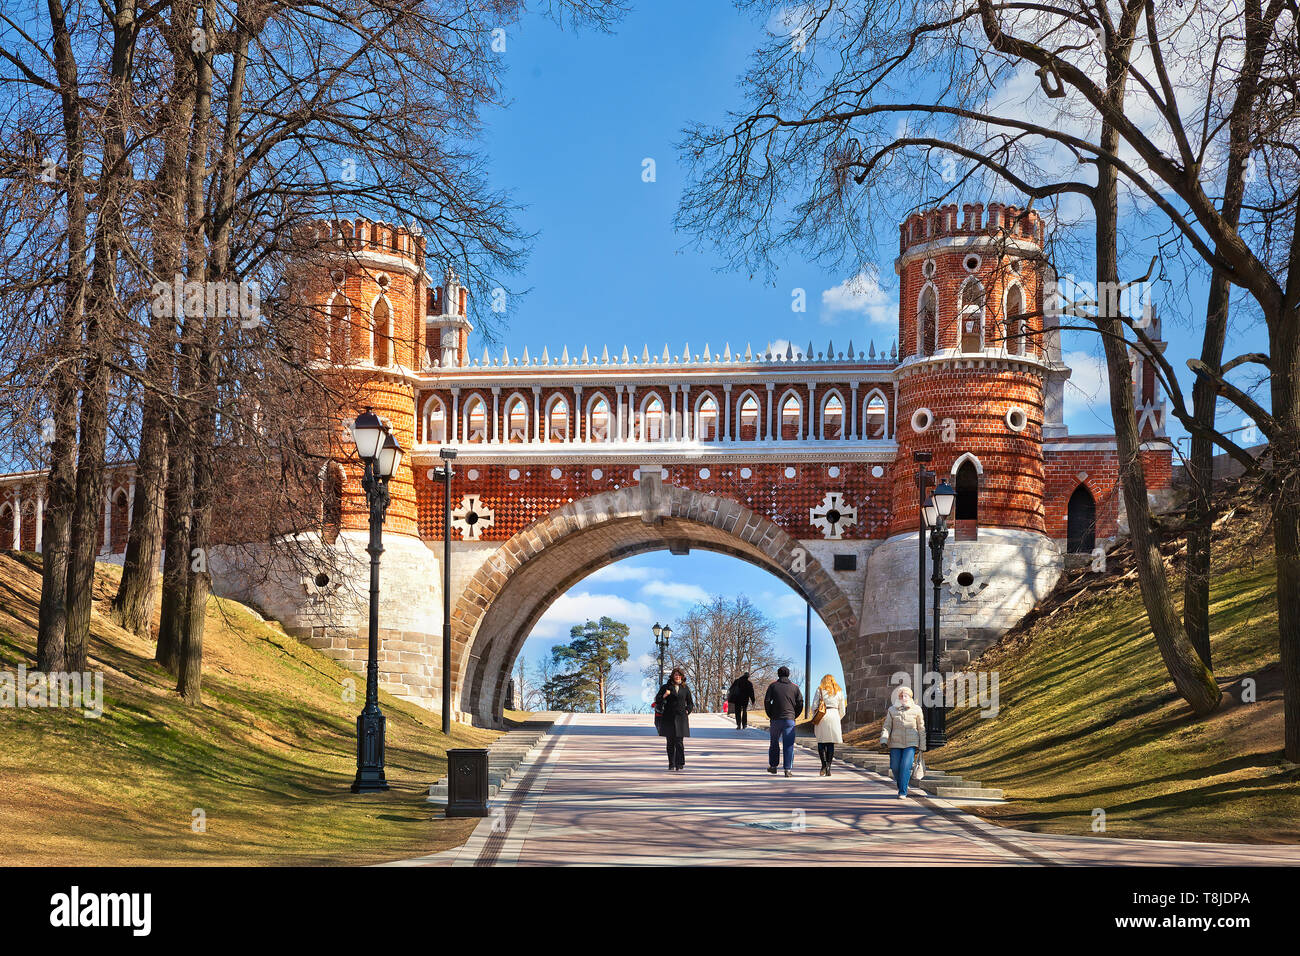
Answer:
[912,751,926,781]
[811,696,827,726]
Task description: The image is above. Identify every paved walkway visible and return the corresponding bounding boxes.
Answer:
[393,713,1300,866]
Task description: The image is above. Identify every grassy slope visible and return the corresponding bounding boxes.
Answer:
[0,553,498,865]
[850,507,1299,844]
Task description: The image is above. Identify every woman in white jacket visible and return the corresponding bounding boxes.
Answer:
[811,674,847,776]
[880,685,927,798]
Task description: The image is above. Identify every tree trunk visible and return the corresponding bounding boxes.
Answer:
[112,24,194,638]
[1095,113,1220,715]
[157,414,193,674]
[65,0,138,673]
[36,0,88,674]
[112,400,167,636]
[1270,311,1300,762]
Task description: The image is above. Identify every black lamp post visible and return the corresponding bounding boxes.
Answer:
[922,479,957,749]
[913,452,934,698]
[348,407,402,793]
[653,622,671,688]
[432,446,457,734]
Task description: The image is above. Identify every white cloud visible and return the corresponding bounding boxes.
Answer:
[640,579,710,605]
[821,272,897,326]
[1061,349,1111,428]
[587,564,654,583]
[756,590,809,620]
[529,591,654,640]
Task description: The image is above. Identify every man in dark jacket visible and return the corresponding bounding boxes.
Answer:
[725,672,756,730]
[764,666,804,777]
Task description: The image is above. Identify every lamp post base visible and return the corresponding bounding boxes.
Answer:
[926,709,947,750]
[351,709,389,793]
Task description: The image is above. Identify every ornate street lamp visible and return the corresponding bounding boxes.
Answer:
[653,622,671,688]
[923,479,958,749]
[432,446,458,734]
[347,408,402,792]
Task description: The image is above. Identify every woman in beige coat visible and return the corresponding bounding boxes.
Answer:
[811,674,847,776]
[880,685,927,797]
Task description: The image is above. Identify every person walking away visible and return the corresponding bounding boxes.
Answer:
[880,685,927,798]
[725,672,756,730]
[764,666,804,777]
[654,667,693,771]
[811,674,847,776]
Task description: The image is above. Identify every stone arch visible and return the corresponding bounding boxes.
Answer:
[451,482,860,724]
[950,451,985,476]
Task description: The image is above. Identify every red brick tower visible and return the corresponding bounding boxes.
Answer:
[890,202,1049,541]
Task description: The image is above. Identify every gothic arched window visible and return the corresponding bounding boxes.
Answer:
[959,279,985,353]
[328,294,351,363]
[864,391,888,439]
[918,284,938,357]
[1067,483,1097,553]
[738,393,760,440]
[423,396,447,443]
[372,296,392,366]
[1005,284,1026,356]
[464,396,488,443]
[588,395,610,442]
[780,394,802,440]
[822,393,844,440]
[697,395,718,442]
[955,459,979,521]
[547,397,569,442]
[641,396,664,442]
[506,395,529,442]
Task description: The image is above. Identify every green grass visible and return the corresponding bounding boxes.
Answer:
[930,541,1300,843]
[0,553,498,865]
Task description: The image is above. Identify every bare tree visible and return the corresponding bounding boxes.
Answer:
[678,0,1300,747]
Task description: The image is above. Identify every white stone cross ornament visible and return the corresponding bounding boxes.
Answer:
[810,491,857,540]
[452,494,495,540]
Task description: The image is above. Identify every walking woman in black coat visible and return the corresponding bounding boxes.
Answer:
[653,667,693,771]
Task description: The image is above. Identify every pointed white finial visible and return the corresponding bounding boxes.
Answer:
[601,345,609,364]
[641,344,650,364]
[581,345,589,364]
[744,343,753,361]
[541,346,550,365]
[662,344,671,363]
[561,345,570,365]
[621,345,630,364]
[521,345,530,365]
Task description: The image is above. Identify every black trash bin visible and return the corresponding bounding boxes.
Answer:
[445,748,490,817]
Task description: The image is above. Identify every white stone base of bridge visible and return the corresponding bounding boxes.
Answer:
[846,527,1064,724]
[200,510,1063,731]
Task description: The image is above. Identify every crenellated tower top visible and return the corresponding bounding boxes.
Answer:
[898,202,1045,256]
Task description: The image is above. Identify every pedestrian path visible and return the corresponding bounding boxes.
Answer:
[390,713,1300,866]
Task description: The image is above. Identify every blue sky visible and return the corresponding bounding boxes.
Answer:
[474,2,1271,703]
